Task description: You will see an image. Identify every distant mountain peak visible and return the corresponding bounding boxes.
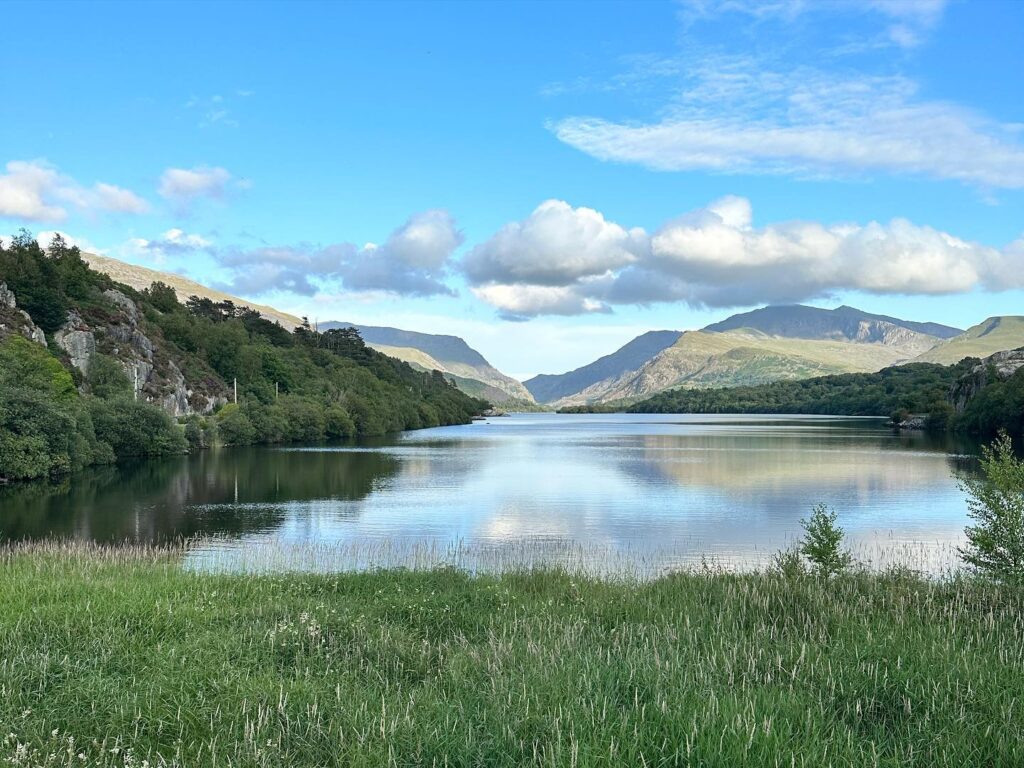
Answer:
[703,304,962,341]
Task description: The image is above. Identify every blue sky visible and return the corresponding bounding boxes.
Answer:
[1,0,1022,378]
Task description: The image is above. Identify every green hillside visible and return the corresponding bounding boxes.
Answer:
[912,317,1024,364]
[323,322,533,404]
[560,329,931,406]
[0,234,485,483]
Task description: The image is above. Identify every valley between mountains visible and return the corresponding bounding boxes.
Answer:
[81,252,1024,410]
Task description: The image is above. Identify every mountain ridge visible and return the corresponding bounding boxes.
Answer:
[320,321,533,403]
[534,305,965,407]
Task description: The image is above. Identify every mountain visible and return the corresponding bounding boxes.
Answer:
[321,322,534,404]
[912,317,1024,365]
[82,252,302,329]
[538,305,957,407]
[524,331,681,404]
[81,254,530,406]
[704,304,962,341]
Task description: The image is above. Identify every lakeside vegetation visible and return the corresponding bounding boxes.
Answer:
[1,542,1022,767]
[0,233,486,483]
[561,360,1024,438]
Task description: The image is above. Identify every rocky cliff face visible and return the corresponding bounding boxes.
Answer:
[49,288,225,417]
[0,283,47,347]
[949,347,1024,413]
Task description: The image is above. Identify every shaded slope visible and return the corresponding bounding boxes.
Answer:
[524,331,681,404]
[322,322,533,403]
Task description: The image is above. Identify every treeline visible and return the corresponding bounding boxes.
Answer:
[0,233,486,482]
[560,359,1024,438]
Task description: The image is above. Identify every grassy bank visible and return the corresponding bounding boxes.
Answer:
[2,544,1023,767]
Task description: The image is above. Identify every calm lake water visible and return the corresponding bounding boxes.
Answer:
[0,414,982,575]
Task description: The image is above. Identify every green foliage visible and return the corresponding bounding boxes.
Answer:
[1,234,486,480]
[86,354,133,400]
[799,503,853,577]
[87,399,188,458]
[771,545,808,579]
[0,336,77,402]
[3,548,1024,766]
[957,367,1024,439]
[622,361,976,418]
[142,281,180,313]
[216,403,257,446]
[958,432,1024,583]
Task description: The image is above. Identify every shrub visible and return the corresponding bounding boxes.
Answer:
[217,404,257,446]
[958,432,1024,583]
[799,503,853,578]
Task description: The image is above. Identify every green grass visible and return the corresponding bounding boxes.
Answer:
[914,316,1024,365]
[2,543,1023,767]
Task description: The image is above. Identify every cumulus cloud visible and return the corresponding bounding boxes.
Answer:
[464,200,646,287]
[0,160,149,222]
[463,196,1019,317]
[552,65,1024,189]
[216,210,462,297]
[158,166,236,206]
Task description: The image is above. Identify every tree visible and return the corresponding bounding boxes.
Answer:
[145,281,181,313]
[958,432,1024,582]
[799,503,853,577]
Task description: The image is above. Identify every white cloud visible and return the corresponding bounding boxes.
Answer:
[0,160,149,222]
[471,282,613,320]
[552,67,1024,191]
[463,196,1019,317]
[464,200,646,286]
[552,65,1024,189]
[215,210,462,298]
[34,230,104,254]
[158,166,235,205]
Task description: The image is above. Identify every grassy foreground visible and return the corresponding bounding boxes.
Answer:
[2,544,1023,767]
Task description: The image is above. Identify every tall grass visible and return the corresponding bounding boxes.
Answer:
[1,541,1022,766]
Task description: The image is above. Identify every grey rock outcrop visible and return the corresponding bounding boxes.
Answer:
[0,282,47,346]
[950,347,1024,413]
[55,311,97,372]
[103,289,141,324]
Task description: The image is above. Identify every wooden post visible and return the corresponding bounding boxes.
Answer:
[233,378,237,404]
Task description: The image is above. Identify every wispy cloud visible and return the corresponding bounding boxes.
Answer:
[158,166,242,212]
[184,91,251,128]
[551,62,1024,189]
[0,160,149,222]
[679,0,949,49]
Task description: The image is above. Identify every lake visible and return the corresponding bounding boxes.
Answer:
[0,414,981,576]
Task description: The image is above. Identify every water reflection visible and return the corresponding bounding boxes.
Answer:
[0,414,981,574]
[0,445,399,541]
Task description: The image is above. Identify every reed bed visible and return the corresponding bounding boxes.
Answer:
[1,540,1022,766]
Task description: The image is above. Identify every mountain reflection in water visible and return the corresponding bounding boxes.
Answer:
[0,414,980,575]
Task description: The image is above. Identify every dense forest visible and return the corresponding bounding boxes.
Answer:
[0,233,486,482]
[562,360,1024,438]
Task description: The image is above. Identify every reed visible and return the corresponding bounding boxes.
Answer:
[1,540,1021,766]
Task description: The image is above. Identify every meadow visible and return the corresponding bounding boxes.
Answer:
[2,541,1022,767]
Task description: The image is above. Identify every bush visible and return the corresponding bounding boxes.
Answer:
[958,432,1024,583]
[799,503,853,578]
[217,404,257,446]
[88,399,188,458]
